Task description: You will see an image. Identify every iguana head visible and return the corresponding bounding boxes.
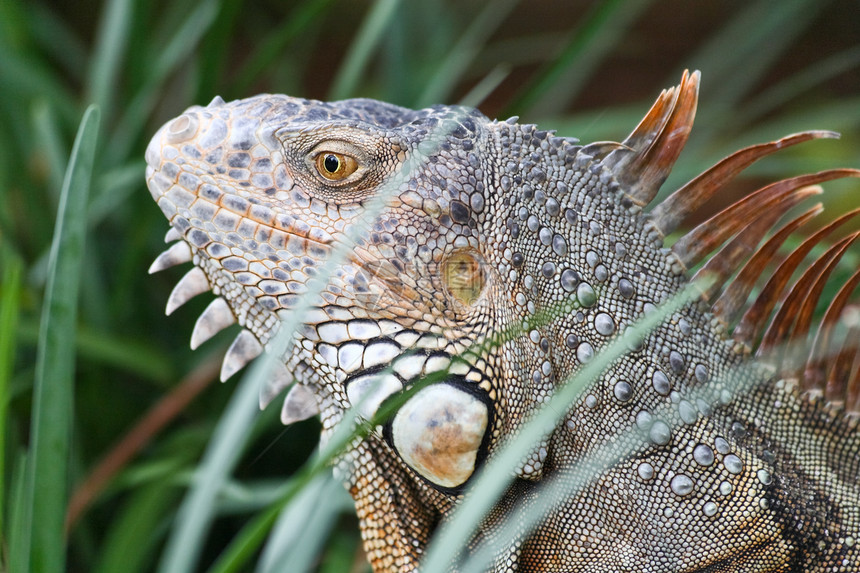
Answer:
[146,93,525,492]
[146,73,860,570]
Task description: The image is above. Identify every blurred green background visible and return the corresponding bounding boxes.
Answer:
[1,0,858,571]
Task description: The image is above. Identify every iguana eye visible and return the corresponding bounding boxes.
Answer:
[314,151,358,181]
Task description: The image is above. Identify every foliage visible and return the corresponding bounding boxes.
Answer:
[0,0,858,571]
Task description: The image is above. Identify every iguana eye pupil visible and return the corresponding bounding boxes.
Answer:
[323,153,339,173]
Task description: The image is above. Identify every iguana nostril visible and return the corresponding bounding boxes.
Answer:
[166,113,198,143]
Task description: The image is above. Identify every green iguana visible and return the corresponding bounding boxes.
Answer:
[145,71,860,572]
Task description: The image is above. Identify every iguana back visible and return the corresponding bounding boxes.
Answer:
[145,71,860,572]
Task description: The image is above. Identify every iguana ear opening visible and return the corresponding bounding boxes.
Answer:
[442,250,487,308]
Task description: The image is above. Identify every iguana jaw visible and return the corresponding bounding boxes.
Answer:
[145,95,320,416]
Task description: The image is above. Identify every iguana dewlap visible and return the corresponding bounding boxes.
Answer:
[145,71,860,572]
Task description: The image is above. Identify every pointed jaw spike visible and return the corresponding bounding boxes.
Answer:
[280,383,321,425]
[164,227,182,243]
[166,267,211,315]
[149,241,193,274]
[261,362,294,410]
[220,329,263,381]
[190,298,236,350]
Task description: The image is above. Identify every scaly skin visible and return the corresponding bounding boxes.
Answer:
[145,72,860,572]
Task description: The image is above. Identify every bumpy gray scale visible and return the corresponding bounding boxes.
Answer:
[145,72,860,572]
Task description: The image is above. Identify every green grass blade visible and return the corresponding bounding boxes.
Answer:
[206,406,367,573]
[0,245,23,544]
[6,451,30,572]
[505,0,651,117]
[416,0,520,108]
[257,472,346,573]
[156,350,273,573]
[457,64,510,108]
[329,0,402,100]
[94,480,181,573]
[206,488,294,573]
[21,104,100,573]
[85,0,134,124]
[233,0,338,95]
